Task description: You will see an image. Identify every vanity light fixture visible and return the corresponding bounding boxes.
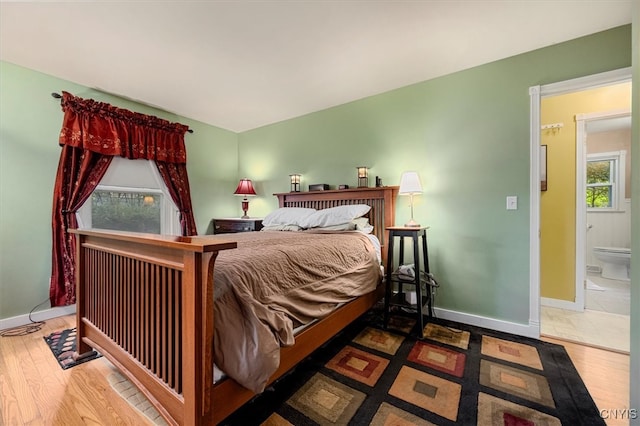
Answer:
[357,166,369,188]
[233,178,257,219]
[289,174,301,192]
[398,171,423,227]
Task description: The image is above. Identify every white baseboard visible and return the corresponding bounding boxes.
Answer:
[0,305,76,331]
[432,307,540,339]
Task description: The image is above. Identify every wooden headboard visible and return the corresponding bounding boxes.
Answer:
[274,186,398,263]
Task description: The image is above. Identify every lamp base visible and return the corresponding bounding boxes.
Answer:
[404,219,420,227]
[241,199,250,219]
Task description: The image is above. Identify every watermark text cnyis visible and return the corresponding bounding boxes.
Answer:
[600,408,637,420]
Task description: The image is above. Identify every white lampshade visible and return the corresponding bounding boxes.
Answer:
[399,172,423,195]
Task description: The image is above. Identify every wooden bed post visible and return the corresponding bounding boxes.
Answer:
[181,251,217,425]
[73,232,93,359]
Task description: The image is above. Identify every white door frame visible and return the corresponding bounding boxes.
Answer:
[529,67,631,327]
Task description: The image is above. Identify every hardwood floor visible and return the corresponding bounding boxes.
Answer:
[542,336,631,426]
[0,315,631,425]
[0,315,152,426]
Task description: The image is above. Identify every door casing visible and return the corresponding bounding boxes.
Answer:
[529,67,632,326]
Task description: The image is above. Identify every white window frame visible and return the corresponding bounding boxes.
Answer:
[77,158,180,235]
[586,150,626,212]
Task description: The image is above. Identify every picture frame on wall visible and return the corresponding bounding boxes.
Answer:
[541,145,547,191]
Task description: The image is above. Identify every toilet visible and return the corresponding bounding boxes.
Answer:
[592,247,631,281]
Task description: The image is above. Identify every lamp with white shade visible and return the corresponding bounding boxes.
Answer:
[399,171,423,227]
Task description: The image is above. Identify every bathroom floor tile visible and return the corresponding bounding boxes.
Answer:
[541,306,629,353]
[541,271,630,353]
[585,275,630,316]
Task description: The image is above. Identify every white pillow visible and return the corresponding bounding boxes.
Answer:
[299,204,371,228]
[352,217,374,234]
[262,207,316,227]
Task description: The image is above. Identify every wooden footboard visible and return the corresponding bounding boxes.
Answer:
[70,229,236,425]
[71,186,397,425]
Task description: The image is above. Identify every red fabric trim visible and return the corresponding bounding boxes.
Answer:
[58,91,189,163]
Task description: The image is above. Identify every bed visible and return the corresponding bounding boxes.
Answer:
[70,186,398,425]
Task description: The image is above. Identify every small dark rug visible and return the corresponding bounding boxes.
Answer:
[223,308,606,425]
[43,327,102,369]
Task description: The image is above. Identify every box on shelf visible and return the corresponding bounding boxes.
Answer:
[309,184,330,191]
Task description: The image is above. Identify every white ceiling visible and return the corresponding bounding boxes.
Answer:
[0,1,632,132]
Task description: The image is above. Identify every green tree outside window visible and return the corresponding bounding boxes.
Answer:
[91,191,161,233]
[586,160,613,208]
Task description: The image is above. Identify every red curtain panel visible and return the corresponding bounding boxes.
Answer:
[50,92,196,307]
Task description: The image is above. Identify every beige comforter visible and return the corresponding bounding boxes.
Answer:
[212,230,381,393]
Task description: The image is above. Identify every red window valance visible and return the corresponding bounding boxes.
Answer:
[58,91,189,163]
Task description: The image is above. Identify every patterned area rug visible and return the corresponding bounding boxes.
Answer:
[222,309,605,425]
[88,309,605,425]
[43,327,102,369]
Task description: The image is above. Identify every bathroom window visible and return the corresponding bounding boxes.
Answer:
[586,151,625,211]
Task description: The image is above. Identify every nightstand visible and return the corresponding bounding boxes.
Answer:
[213,218,263,234]
[384,226,436,337]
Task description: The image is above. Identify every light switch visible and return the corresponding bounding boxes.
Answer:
[506,196,518,210]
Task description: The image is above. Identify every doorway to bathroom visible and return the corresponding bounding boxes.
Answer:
[534,73,631,354]
[576,109,631,353]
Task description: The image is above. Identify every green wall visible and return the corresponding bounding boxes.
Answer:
[238,25,632,325]
[0,61,238,320]
[0,25,633,328]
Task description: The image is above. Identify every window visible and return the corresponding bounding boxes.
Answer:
[77,158,180,234]
[90,189,162,234]
[586,151,625,211]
